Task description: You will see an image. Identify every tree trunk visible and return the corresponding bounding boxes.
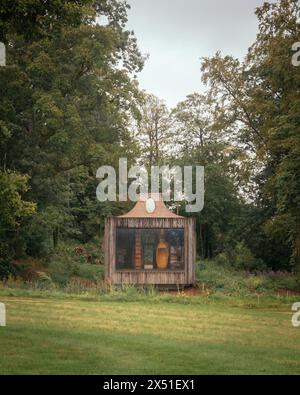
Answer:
[53,227,59,249]
[294,234,300,274]
[199,222,204,260]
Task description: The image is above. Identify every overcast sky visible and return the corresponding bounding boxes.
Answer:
[126,0,274,108]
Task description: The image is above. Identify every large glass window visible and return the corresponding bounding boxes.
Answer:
[116,228,184,271]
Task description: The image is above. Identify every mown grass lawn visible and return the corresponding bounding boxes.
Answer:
[0,295,299,375]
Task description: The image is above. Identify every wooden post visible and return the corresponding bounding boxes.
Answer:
[135,229,142,270]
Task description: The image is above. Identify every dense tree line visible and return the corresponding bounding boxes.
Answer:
[0,0,299,279]
[136,0,300,272]
[0,0,143,277]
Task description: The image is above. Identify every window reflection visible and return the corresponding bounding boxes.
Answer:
[116,228,184,271]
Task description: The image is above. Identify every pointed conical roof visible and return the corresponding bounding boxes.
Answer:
[118,193,183,219]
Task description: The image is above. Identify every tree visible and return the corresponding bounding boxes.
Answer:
[136,93,174,167]
[201,0,300,271]
[171,93,220,152]
[170,94,241,259]
[0,170,36,278]
[0,0,144,255]
[0,170,36,228]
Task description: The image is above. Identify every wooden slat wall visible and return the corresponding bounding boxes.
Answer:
[104,217,196,286]
[104,217,116,282]
[187,217,196,285]
[115,271,186,285]
[115,218,187,229]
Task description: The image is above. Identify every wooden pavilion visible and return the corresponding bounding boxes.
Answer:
[104,194,196,288]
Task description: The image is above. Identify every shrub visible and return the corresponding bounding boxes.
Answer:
[45,241,104,286]
[198,260,248,295]
[246,276,265,292]
[214,252,231,266]
[0,257,17,280]
[0,241,17,280]
[233,242,266,271]
[35,271,55,289]
[197,260,300,295]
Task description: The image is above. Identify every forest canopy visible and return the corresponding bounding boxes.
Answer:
[0,0,299,280]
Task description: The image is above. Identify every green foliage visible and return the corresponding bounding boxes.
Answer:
[0,0,299,278]
[0,170,36,279]
[198,260,300,295]
[201,0,300,270]
[231,242,266,271]
[0,257,16,280]
[136,93,174,167]
[0,238,104,287]
[209,241,267,272]
[0,170,36,227]
[46,242,104,286]
[197,260,249,294]
[170,92,243,260]
[35,271,55,290]
[0,0,144,262]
